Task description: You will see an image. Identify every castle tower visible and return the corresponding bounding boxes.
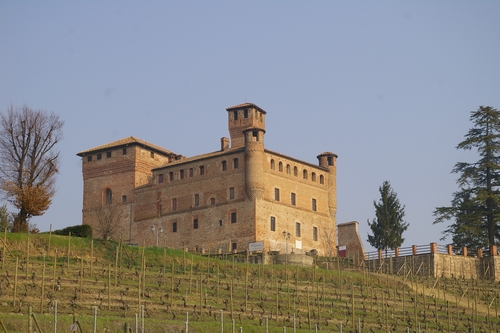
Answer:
[226,103,266,148]
[244,128,266,201]
[317,152,338,253]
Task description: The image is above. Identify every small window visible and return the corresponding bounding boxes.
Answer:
[270,216,276,231]
[260,113,263,121]
[295,222,301,237]
[252,130,258,140]
[303,170,308,180]
[244,109,248,118]
[122,195,127,203]
[179,170,184,179]
[233,158,239,169]
[222,161,227,171]
[320,175,325,184]
[291,192,296,206]
[327,156,334,166]
[270,159,275,170]
[194,194,199,206]
[150,152,155,158]
[189,168,194,177]
[219,220,223,227]
[313,227,318,241]
[105,188,112,205]
[293,166,298,177]
[286,164,291,174]
[172,222,177,233]
[312,198,317,211]
[229,187,235,199]
[231,242,237,251]
[311,172,316,182]
[211,198,216,205]
[231,212,237,223]
[106,151,111,158]
[233,110,238,120]
[87,156,92,162]
[274,188,280,201]
[97,153,102,160]
[158,174,164,183]
[172,198,177,211]
[279,162,283,172]
[169,172,174,181]
[122,148,127,155]
[193,218,198,229]
[199,165,205,175]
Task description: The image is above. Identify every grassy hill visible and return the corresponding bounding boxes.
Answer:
[0,232,499,333]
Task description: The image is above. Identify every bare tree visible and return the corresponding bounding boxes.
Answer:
[321,224,336,258]
[0,106,64,232]
[95,205,123,242]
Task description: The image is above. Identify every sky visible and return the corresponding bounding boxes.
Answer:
[1,1,499,253]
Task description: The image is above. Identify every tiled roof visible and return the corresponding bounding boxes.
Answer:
[77,136,175,156]
[226,103,267,114]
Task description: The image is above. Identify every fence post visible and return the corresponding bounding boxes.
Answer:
[430,243,437,254]
[412,245,417,255]
[447,244,452,255]
[463,247,468,257]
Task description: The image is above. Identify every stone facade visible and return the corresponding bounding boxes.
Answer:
[337,221,365,265]
[77,103,338,255]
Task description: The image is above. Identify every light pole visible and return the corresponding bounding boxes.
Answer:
[151,224,163,247]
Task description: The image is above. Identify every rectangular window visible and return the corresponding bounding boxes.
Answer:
[106,151,111,158]
[123,148,127,155]
[229,187,234,199]
[291,193,296,206]
[211,198,216,205]
[233,110,238,120]
[169,172,174,181]
[172,222,177,233]
[122,195,127,203]
[244,109,248,118]
[222,161,227,171]
[158,174,164,183]
[270,216,276,231]
[274,188,280,201]
[194,194,199,207]
[151,152,155,158]
[87,156,92,162]
[199,165,205,175]
[231,242,237,251]
[312,198,317,211]
[231,212,237,223]
[233,158,239,169]
[193,218,198,229]
[219,220,223,226]
[189,168,194,177]
[180,170,184,179]
[97,153,102,160]
[313,227,318,241]
[172,198,177,211]
[295,222,301,237]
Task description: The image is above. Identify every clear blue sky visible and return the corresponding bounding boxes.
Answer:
[1,1,499,252]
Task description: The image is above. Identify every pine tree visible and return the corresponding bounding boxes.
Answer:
[367,181,408,251]
[434,106,500,248]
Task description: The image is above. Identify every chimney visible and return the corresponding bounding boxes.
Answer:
[221,137,230,151]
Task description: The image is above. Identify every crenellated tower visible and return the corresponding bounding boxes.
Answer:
[226,103,266,148]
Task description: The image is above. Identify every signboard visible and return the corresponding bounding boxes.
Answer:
[69,323,78,332]
[295,240,302,250]
[248,241,264,252]
[338,245,347,258]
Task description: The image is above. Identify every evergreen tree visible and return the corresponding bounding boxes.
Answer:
[367,181,408,251]
[434,106,500,248]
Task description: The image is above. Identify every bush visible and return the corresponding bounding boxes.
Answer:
[53,224,92,238]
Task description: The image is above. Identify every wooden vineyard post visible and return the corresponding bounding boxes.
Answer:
[351,284,355,333]
[26,235,29,279]
[40,263,46,314]
[306,287,311,329]
[245,250,249,312]
[108,262,111,310]
[80,257,84,298]
[189,255,193,294]
[275,281,279,321]
[199,271,203,311]
[90,239,94,277]
[52,251,57,291]
[170,262,174,305]
[2,228,6,270]
[230,277,234,320]
[115,246,119,286]
[13,256,18,306]
[216,264,220,303]
[48,224,52,257]
[67,232,71,274]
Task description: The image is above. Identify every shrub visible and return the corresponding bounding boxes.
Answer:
[53,224,92,238]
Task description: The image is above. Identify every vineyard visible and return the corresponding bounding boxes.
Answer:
[0,232,499,333]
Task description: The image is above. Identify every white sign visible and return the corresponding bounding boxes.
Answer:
[69,323,78,332]
[295,240,302,249]
[248,241,264,252]
[339,246,346,251]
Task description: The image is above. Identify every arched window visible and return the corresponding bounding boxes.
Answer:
[222,160,227,171]
[189,168,194,177]
[293,166,298,176]
[303,170,308,180]
[320,175,325,184]
[233,158,239,169]
[286,164,291,174]
[311,172,316,182]
[270,159,275,170]
[105,188,112,205]
[278,162,283,172]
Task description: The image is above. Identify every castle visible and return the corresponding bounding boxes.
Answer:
[77,103,338,255]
